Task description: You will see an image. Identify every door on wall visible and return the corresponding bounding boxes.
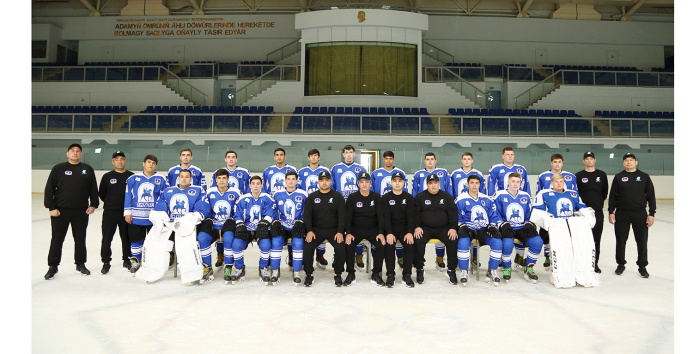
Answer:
[485,91,501,109]
[173,46,185,63]
[221,88,236,106]
[360,150,379,173]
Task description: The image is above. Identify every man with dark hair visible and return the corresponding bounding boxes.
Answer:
[263,147,297,198]
[303,171,348,287]
[98,151,134,274]
[451,152,487,197]
[44,143,100,280]
[382,171,416,287]
[272,170,309,285]
[609,153,656,278]
[297,148,330,268]
[167,148,206,192]
[576,151,608,273]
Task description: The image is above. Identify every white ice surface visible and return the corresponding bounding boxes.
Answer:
[32,195,674,353]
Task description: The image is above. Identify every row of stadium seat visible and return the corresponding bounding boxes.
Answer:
[287,116,435,132]
[123,116,269,131]
[595,110,674,119]
[292,106,429,115]
[32,106,127,113]
[83,61,177,66]
[239,61,275,65]
[142,106,274,113]
[449,108,580,117]
[651,67,674,72]
[544,64,640,72]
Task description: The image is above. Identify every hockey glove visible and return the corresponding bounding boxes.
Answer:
[499,222,515,239]
[221,218,236,234]
[256,219,271,240]
[487,223,500,238]
[270,220,283,237]
[524,221,538,236]
[235,222,249,241]
[458,224,473,239]
[197,218,215,234]
[292,219,306,239]
[174,213,199,237]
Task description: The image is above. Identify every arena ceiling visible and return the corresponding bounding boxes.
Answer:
[33,0,673,22]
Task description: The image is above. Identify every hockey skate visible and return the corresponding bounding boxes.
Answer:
[316,254,328,269]
[402,275,415,288]
[524,265,538,284]
[259,267,271,285]
[502,268,512,283]
[543,257,551,271]
[293,271,301,286]
[215,253,224,269]
[514,253,526,269]
[270,268,281,286]
[436,256,446,271]
[446,269,457,285]
[200,264,214,285]
[44,266,58,280]
[128,257,140,275]
[385,275,395,288]
[343,272,356,286]
[459,269,469,287]
[486,268,501,286]
[356,254,365,271]
[223,265,233,282]
[229,266,246,284]
[370,272,385,287]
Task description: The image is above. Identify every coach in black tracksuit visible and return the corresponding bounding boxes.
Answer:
[575,151,609,273]
[98,151,134,274]
[608,153,656,278]
[382,171,416,287]
[303,170,347,286]
[413,174,459,284]
[44,143,99,280]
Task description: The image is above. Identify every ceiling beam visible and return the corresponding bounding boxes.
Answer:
[621,0,648,21]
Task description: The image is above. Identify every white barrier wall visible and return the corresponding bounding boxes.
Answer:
[32,170,674,199]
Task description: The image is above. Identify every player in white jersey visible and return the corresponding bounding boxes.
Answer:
[262,147,298,199]
[210,149,251,268]
[166,148,206,192]
[411,152,450,270]
[530,153,578,269]
[331,145,367,270]
[296,148,330,268]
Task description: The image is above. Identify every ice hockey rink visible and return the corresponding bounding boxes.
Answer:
[30,194,675,353]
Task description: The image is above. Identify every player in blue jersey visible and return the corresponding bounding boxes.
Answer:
[531,153,578,270]
[450,152,487,197]
[229,175,279,285]
[370,150,408,268]
[166,148,206,193]
[331,145,368,269]
[262,147,298,198]
[210,150,251,268]
[455,174,504,286]
[124,154,169,273]
[411,152,451,270]
[492,173,543,283]
[196,169,242,283]
[296,148,330,268]
[273,171,309,285]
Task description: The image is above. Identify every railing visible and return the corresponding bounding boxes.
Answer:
[233,65,301,106]
[422,41,454,64]
[31,113,673,138]
[514,69,675,109]
[423,67,486,107]
[32,65,207,106]
[267,39,301,63]
[503,65,555,82]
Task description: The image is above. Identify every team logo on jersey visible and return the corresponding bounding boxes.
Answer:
[328,198,334,203]
[622,177,628,182]
[170,194,189,218]
[437,171,444,177]
[389,200,396,205]
[304,172,308,176]
[556,198,574,217]
[82,170,87,174]
[283,200,296,219]
[155,178,161,184]
[210,194,216,199]
[357,202,363,208]
[401,199,406,204]
[137,182,156,203]
[545,176,551,180]
[269,170,274,175]
[248,205,262,229]
[565,175,572,181]
[315,198,321,203]
[596,177,601,182]
[370,200,375,206]
[520,197,529,204]
[110,178,117,184]
[517,168,524,174]
[506,204,524,225]
[214,200,232,219]
[295,196,303,203]
[377,173,382,176]
[582,178,588,183]
[135,177,140,181]
[425,200,431,205]
[338,169,343,173]
[237,172,242,178]
[278,200,284,205]
[440,199,444,204]
[187,189,196,196]
[470,205,489,228]
[636,176,641,181]
[456,179,468,196]
[340,171,358,197]
[175,170,180,175]
[228,176,240,190]
[65,171,72,175]
[500,169,505,173]
[380,176,393,194]
[305,175,319,194]
[570,192,578,198]
[481,200,485,206]
[228,194,235,200]
[270,172,287,197]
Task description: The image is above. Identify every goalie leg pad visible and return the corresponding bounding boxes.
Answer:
[568,217,600,287]
[175,229,204,284]
[135,223,174,283]
[546,218,576,288]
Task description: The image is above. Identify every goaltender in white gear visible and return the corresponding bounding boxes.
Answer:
[530,174,599,289]
[135,169,210,284]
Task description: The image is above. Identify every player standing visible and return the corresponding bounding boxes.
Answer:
[262,147,298,199]
[575,151,608,273]
[98,151,134,274]
[296,148,330,269]
[167,148,206,192]
[450,152,487,197]
[382,171,416,287]
[272,171,309,285]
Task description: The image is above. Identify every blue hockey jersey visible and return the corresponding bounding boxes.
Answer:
[124,172,169,226]
[455,192,502,231]
[492,190,533,229]
[274,189,308,230]
[536,170,578,192]
[331,162,366,199]
[210,167,250,195]
[153,185,210,222]
[166,164,206,192]
[487,163,531,196]
[450,167,486,197]
[532,189,586,219]
[370,167,408,194]
[234,193,277,231]
[411,168,453,196]
[297,165,330,195]
[262,164,298,198]
[206,186,242,230]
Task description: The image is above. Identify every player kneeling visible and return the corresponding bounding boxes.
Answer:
[272,171,309,286]
[455,175,503,287]
[492,173,543,283]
